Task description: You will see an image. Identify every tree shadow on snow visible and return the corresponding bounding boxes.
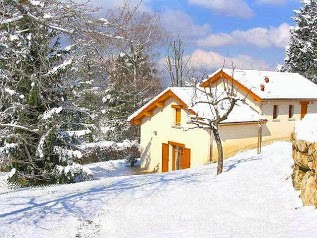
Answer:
[0,152,263,229]
[0,169,202,228]
[222,154,262,173]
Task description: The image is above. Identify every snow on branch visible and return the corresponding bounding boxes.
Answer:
[42,107,63,120]
[0,16,23,25]
[46,59,72,76]
[0,124,40,134]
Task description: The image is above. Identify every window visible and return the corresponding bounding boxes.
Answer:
[172,105,182,126]
[175,108,181,126]
[289,105,294,119]
[273,105,278,120]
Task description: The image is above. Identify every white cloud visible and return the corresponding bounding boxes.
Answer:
[188,49,270,70]
[197,33,235,48]
[161,10,211,41]
[188,0,254,18]
[197,23,291,48]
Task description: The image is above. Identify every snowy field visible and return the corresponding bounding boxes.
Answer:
[0,141,317,238]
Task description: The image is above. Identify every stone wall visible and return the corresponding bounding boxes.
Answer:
[290,132,317,207]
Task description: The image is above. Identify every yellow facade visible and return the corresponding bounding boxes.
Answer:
[140,97,211,172]
[137,78,317,173]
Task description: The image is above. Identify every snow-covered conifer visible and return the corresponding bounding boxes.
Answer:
[283,0,317,82]
[0,0,95,186]
[101,9,166,141]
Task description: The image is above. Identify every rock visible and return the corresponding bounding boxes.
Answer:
[290,132,296,143]
[292,165,306,190]
[293,149,310,170]
[300,171,317,207]
[308,142,316,156]
[296,140,308,153]
[292,130,317,207]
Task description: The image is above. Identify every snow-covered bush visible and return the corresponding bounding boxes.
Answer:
[54,163,93,184]
[126,155,138,167]
[78,140,140,164]
[7,163,93,186]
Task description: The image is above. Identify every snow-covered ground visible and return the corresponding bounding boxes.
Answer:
[0,142,316,238]
[86,159,137,179]
[0,159,136,194]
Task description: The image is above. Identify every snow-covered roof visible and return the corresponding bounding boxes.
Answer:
[128,86,265,125]
[127,87,173,122]
[170,87,265,124]
[205,68,317,100]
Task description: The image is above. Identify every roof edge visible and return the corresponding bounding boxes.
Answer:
[200,69,263,103]
[128,87,196,125]
[219,119,268,126]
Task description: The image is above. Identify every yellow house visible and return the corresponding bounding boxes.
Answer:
[128,68,317,173]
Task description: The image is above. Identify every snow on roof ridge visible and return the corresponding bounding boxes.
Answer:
[127,87,170,121]
[222,67,302,75]
[206,68,317,100]
[128,86,194,121]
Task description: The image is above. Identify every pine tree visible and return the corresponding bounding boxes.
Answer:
[99,9,165,142]
[0,0,94,186]
[105,46,162,141]
[283,0,317,82]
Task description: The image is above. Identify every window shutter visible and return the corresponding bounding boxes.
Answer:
[183,148,191,169]
[162,143,169,172]
[175,108,181,126]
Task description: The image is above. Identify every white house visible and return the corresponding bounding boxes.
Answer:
[128,68,317,173]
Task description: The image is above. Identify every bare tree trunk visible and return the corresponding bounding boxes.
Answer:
[212,126,223,175]
[165,38,191,87]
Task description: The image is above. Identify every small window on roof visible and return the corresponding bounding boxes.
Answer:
[289,105,294,119]
[172,105,182,126]
[273,105,278,120]
[175,108,181,126]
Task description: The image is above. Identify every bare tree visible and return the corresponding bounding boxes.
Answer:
[188,67,243,175]
[98,3,167,141]
[165,38,192,86]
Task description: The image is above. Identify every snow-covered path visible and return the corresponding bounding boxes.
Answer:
[0,142,316,238]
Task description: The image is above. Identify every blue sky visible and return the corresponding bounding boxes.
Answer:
[90,0,302,70]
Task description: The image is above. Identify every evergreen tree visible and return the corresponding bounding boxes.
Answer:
[99,9,165,142]
[283,0,317,82]
[105,46,162,141]
[0,0,94,186]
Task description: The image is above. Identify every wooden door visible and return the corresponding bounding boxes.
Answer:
[300,101,308,119]
[183,148,191,169]
[162,143,169,172]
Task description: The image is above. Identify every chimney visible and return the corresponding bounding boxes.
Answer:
[264,76,269,83]
[260,84,265,91]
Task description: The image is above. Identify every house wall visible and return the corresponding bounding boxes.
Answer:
[212,79,262,112]
[212,78,317,142]
[261,101,317,141]
[211,123,261,161]
[140,97,211,172]
[140,96,265,171]
[139,80,317,173]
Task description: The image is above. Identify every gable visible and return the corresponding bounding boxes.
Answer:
[202,68,317,101]
[128,88,196,125]
[200,69,262,102]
